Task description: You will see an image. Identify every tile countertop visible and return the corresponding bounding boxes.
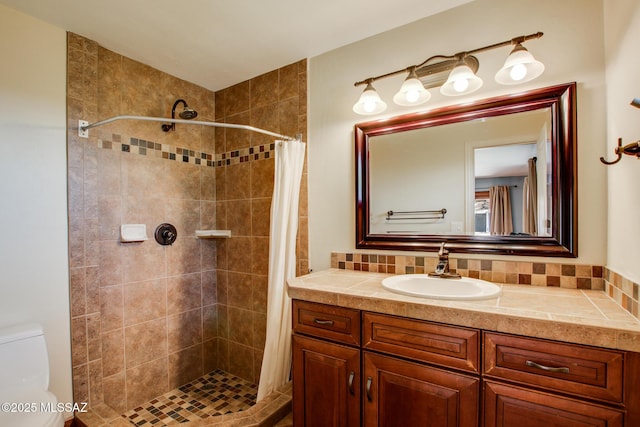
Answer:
[287,269,640,353]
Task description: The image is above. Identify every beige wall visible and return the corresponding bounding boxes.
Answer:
[308,0,608,270]
[603,0,640,284]
[0,3,72,412]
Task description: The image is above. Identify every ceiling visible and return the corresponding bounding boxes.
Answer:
[475,143,538,178]
[0,0,472,91]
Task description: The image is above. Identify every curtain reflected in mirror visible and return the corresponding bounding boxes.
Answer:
[489,186,513,235]
[523,157,538,234]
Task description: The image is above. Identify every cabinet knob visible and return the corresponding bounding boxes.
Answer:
[348,371,355,395]
[313,319,334,326]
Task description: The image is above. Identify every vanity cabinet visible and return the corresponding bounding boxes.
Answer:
[292,301,362,427]
[363,352,479,426]
[361,311,480,426]
[292,335,360,427]
[292,300,640,426]
[483,332,630,427]
[292,300,480,427]
[483,381,624,427]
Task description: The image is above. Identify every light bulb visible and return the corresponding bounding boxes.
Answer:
[453,78,469,93]
[393,72,431,106]
[440,60,483,96]
[363,100,376,113]
[509,63,527,81]
[405,89,420,103]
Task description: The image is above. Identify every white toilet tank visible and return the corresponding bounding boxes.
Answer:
[0,323,50,393]
[0,323,64,427]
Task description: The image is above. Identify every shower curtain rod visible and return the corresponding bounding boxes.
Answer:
[78,115,300,141]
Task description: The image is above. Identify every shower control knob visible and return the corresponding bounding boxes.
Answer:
[155,223,177,245]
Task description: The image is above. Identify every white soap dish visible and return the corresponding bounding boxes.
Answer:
[120,224,149,242]
[195,230,232,239]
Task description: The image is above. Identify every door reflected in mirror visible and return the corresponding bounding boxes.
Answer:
[473,141,551,237]
[356,83,577,257]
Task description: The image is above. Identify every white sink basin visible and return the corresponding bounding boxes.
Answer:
[381,274,501,300]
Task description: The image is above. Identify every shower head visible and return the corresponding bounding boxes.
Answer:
[179,106,198,120]
[161,99,198,132]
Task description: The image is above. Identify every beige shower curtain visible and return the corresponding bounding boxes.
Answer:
[257,139,306,402]
[489,185,513,235]
[522,157,538,235]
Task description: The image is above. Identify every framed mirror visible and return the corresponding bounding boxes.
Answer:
[355,83,577,257]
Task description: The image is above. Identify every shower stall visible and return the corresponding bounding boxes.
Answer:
[67,32,307,425]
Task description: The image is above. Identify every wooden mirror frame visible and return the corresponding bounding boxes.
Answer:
[355,82,577,257]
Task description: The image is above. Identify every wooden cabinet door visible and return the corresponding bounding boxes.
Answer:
[483,381,624,427]
[363,352,479,427]
[292,335,360,427]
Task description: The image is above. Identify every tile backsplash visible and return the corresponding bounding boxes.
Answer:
[331,252,604,290]
[605,268,640,319]
[331,252,640,321]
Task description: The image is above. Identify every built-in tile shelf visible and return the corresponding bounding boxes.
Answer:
[195,230,232,239]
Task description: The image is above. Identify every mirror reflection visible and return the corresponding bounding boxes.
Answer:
[369,109,552,237]
[355,83,577,257]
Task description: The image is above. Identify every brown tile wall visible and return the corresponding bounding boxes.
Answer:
[212,60,308,385]
[67,32,218,412]
[331,252,605,290]
[67,32,308,413]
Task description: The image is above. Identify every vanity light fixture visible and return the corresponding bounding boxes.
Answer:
[353,32,544,115]
[440,59,484,96]
[353,82,387,115]
[393,67,432,106]
[495,42,545,85]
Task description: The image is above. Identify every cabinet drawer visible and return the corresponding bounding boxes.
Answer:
[483,381,624,427]
[484,332,624,403]
[362,312,480,373]
[292,300,360,346]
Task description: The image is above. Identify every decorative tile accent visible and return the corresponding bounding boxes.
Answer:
[605,268,640,320]
[97,135,276,167]
[330,252,605,290]
[122,369,257,425]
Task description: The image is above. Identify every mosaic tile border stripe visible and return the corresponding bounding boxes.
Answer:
[605,268,640,319]
[97,133,275,167]
[331,252,604,290]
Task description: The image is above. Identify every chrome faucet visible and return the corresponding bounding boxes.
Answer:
[429,242,461,279]
[435,242,450,274]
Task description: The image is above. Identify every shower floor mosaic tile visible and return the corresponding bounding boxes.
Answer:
[123,369,258,425]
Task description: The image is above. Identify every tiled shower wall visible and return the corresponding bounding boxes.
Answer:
[67,33,218,413]
[212,60,308,383]
[67,32,308,413]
